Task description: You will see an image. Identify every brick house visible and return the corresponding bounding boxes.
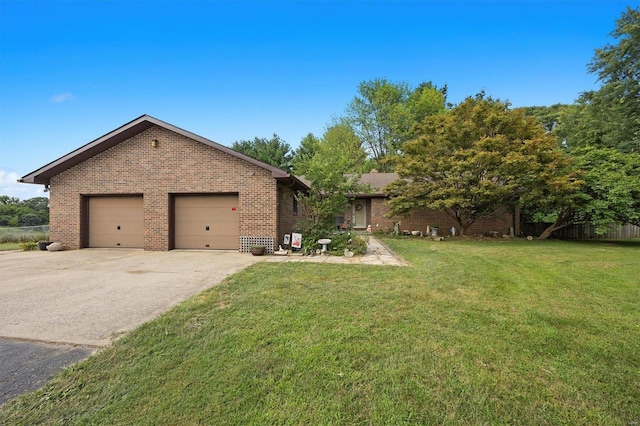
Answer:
[342,172,517,236]
[19,115,308,252]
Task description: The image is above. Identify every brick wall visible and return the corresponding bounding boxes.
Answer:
[367,197,514,236]
[277,185,306,247]
[49,125,279,250]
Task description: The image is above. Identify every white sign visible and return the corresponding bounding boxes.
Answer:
[291,233,302,249]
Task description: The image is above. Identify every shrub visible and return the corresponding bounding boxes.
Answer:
[20,241,38,251]
[325,232,369,256]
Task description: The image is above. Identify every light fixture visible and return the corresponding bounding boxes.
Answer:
[151,139,158,148]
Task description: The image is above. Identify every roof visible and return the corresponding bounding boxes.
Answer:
[358,172,399,192]
[19,114,309,190]
[353,172,399,196]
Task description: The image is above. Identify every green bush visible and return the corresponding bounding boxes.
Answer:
[294,221,369,256]
[20,241,38,251]
[297,222,335,254]
[327,232,368,255]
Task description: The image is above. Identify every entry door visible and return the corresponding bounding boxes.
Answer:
[174,195,239,250]
[352,200,367,229]
[88,196,144,248]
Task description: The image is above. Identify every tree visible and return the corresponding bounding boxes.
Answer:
[343,78,447,171]
[406,81,449,128]
[320,123,368,172]
[231,134,292,170]
[524,147,640,239]
[19,213,42,226]
[291,133,320,173]
[0,196,49,226]
[519,104,567,134]
[558,7,640,152]
[522,7,640,238]
[386,95,565,236]
[0,196,21,205]
[294,123,367,244]
[22,197,49,211]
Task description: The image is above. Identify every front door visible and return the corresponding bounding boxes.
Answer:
[352,200,367,229]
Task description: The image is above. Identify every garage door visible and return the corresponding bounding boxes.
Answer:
[174,195,239,250]
[88,196,144,248]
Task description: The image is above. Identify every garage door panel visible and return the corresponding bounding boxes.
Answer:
[89,220,141,232]
[174,235,239,250]
[90,232,142,248]
[174,195,239,250]
[90,197,141,209]
[89,197,144,248]
[178,195,237,208]
[177,207,237,222]
[89,208,142,222]
[176,223,237,236]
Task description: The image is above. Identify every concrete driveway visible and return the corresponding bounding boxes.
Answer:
[0,249,263,405]
[0,249,263,347]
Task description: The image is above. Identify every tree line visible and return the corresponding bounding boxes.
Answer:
[232,6,640,239]
[5,9,638,238]
[0,196,49,227]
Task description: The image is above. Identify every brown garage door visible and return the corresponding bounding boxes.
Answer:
[174,195,239,250]
[88,196,144,248]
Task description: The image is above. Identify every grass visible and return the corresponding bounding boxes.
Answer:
[0,242,21,251]
[1,238,639,424]
[0,226,48,248]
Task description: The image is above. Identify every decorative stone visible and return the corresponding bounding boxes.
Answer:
[46,242,65,251]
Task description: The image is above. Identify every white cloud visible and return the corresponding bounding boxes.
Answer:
[0,170,48,200]
[50,92,75,103]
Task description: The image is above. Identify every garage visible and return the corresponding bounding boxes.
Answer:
[20,115,308,251]
[88,196,144,248]
[174,195,239,250]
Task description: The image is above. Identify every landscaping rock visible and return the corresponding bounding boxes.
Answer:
[46,242,65,251]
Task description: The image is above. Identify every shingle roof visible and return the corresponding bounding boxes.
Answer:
[358,172,399,194]
[19,114,308,190]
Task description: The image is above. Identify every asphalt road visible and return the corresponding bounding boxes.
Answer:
[0,339,94,405]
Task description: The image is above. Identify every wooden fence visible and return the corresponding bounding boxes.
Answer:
[522,223,640,240]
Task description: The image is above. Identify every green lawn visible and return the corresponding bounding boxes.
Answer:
[0,226,48,248]
[0,242,21,251]
[2,238,639,425]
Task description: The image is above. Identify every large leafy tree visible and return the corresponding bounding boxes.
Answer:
[231,134,292,170]
[523,147,640,239]
[386,95,566,236]
[294,123,367,242]
[558,7,640,152]
[406,81,449,130]
[344,78,447,171]
[519,104,567,134]
[291,133,320,173]
[522,7,640,238]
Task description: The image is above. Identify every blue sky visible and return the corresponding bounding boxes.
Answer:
[1,0,637,199]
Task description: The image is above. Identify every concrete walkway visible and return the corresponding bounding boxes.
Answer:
[264,236,407,266]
